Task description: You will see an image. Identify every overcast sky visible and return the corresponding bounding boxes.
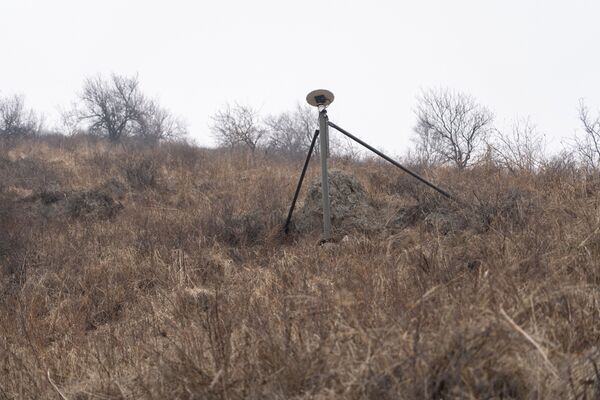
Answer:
[1,0,599,155]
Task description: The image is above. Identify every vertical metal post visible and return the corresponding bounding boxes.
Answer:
[319,109,332,240]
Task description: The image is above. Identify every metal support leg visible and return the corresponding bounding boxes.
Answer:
[283,129,320,234]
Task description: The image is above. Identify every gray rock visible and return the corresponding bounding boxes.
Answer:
[295,170,377,234]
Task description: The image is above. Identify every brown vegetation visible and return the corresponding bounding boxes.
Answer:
[2,135,600,399]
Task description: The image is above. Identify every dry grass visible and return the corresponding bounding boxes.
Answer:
[1,135,600,399]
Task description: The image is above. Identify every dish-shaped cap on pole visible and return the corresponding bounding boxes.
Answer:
[306,89,335,108]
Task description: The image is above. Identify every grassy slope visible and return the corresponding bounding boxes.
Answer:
[1,136,600,399]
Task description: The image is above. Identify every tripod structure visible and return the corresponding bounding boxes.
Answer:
[283,89,455,241]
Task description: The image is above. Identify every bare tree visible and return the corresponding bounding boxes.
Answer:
[73,74,145,141]
[573,100,600,169]
[0,94,43,137]
[135,100,187,143]
[67,73,185,143]
[492,117,546,172]
[263,104,361,160]
[210,103,265,152]
[264,104,317,158]
[414,88,494,169]
[410,124,444,167]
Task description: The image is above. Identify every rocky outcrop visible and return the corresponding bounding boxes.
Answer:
[294,170,377,234]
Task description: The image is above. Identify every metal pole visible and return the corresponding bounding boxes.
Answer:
[283,129,320,234]
[319,109,332,240]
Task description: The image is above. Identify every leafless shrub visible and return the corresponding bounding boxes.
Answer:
[492,117,546,172]
[414,88,494,169]
[0,94,43,138]
[573,99,600,169]
[134,100,187,143]
[210,103,265,152]
[264,104,317,159]
[123,155,159,189]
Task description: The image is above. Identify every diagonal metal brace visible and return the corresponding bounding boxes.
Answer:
[283,129,320,234]
[328,121,456,201]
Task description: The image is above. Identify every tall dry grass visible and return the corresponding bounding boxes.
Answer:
[1,135,600,399]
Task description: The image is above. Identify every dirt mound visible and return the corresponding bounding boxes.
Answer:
[294,170,377,234]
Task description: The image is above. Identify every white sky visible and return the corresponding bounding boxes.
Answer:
[1,0,599,155]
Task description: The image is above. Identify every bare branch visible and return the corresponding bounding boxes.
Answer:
[491,117,546,172]
[573,99,600,169]
[210,103,265,152]
[67,73,185,143]
[264,104,317,159]
[413,88,494,169]
[0,94,43,137]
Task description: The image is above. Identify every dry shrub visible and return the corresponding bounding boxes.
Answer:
[0,193,27,280]
[66,191,123,220]
[419,318,553,398]
[123,155,160,189]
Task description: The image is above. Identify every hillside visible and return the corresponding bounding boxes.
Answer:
[1,136,600,399]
